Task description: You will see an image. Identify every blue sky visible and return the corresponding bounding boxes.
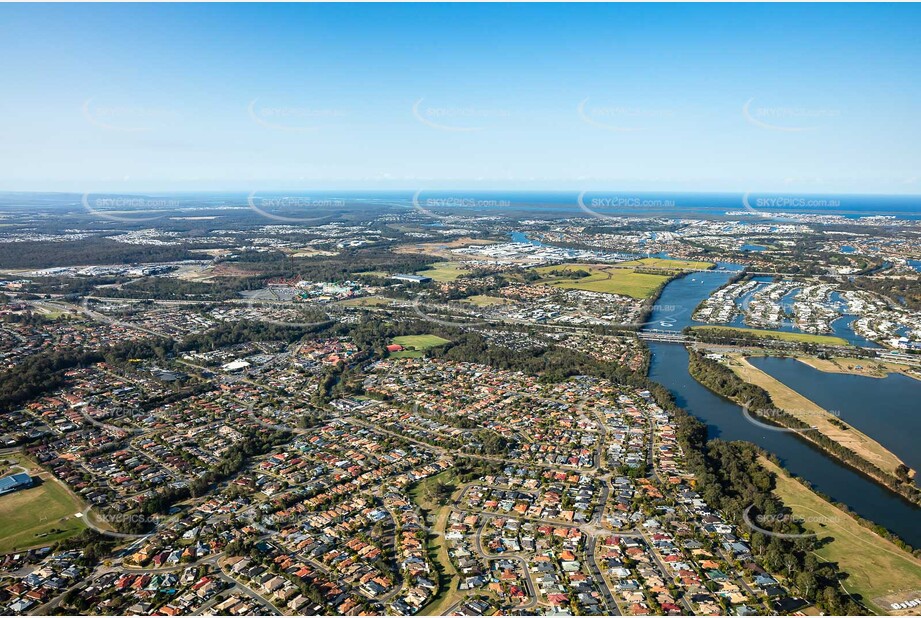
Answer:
[1,3,919,194]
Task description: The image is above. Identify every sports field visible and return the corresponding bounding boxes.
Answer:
[392,334,451,349]
[761,457,921,614]
[417,262,472,282]
[390,334,452,358]
[0,456,87,553]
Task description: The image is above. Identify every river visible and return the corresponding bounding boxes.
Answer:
[644,264,921,547]
[748,356,921,474]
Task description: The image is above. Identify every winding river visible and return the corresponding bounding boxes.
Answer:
[644,264,921,548]
[749,356,921,474]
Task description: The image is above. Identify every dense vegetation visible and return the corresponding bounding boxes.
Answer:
[687,349,773,411]
[843,275,921,311]
[227,247,436,282]
[435,331,646,385]
[681,437,865,614]
[0,238,197,268]
[0,347,110,410]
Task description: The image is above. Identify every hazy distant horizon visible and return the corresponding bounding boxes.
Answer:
[2,188,920,199]
[4,188,920,220]
[2,3,920,195]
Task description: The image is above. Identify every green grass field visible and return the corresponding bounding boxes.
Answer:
[534,263,670,299]
[418,262,472,282]
[463,294,508,307]
[0,462,87,553]
[619,257,715,270]
[392,334,452,350]
[692,325,850,346]
[761,457,921,613]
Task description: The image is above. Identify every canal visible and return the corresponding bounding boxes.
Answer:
[644,264,921,547]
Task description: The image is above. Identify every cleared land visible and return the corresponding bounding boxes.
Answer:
[534,264,668,299]
[618,257,715,270]
[418,262,472,282]
[338,296,392,307]
[0,455,87,553]
[534,258,714,299]
[395,237,496,260]
[354,270,391,278]
[463,295,508,307]
[796,356,921,382]
[287,247,338,258]
[760,457,921,615]
[729,355,909,478]
[693,325,850,346]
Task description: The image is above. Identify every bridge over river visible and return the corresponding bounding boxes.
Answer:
[636,330,689,343]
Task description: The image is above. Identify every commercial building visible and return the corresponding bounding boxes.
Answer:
[391,274,432,284]
[0,472,33,496]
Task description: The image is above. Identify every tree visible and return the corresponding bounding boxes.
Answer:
[796,571,817,599]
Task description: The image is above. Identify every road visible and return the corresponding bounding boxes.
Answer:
[584,534,621,615]
[344,413,589,473]
[214,565,282,616]
[638,529,695,615]
[10,288,805,617]
[472,517,538,611]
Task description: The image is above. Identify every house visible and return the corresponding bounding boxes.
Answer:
[9,598,33,612]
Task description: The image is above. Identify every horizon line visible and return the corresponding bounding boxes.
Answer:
[2,189,921,199]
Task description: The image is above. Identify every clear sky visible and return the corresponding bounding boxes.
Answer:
[1,3,920,194]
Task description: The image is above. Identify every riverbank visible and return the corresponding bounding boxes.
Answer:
[749,354,921,477]
[759,457,921,616]
[685,349,921,508]
[796,356,921,382]
[728,354,912,480]
[692,325,851,346]
[646,264,921,548]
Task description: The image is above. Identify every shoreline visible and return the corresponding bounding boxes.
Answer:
[795,355,921,383]
[727,354,913,480]
[685,351,921,508]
